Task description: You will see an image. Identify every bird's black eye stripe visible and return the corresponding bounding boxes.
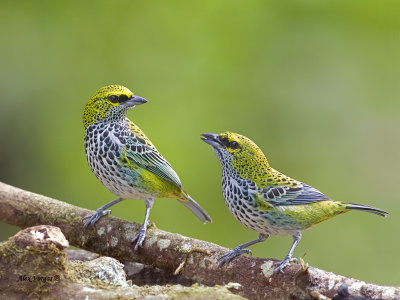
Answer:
[108,94,130,103]
[108,95,118,103]
[230,141,240,149]
[220,137,230,147]
[119,94,128,103]
[219,137,240,150]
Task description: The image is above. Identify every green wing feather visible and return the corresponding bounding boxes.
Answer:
[120,124,182,188]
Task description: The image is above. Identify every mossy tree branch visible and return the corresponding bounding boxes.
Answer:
[0,181,399,299]
[0,225,243,299]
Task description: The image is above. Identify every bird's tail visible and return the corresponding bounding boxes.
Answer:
[345,203,388,217]
[178,192,212,223]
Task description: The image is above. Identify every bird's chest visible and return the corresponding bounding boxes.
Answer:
[221,173,262,227]
[84,123,143,197]
[84,124,121,173]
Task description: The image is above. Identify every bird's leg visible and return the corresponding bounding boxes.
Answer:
[218,233,269,267]
[132,198,154,250]
[274,231,301,273]
[83,198,124,228]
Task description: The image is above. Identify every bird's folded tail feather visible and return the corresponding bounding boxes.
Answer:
[345,203,388,217]
[178,192,212,223]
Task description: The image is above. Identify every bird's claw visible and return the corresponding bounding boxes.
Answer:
[218,247,252,267]
[131,221,149,251]
[273,256,298,273]
[82,209,112,228]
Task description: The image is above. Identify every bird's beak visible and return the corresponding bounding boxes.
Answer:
[201,133,223,147]
[125,95,148,107]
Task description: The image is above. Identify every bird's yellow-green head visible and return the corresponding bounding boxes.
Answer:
[83,85,147,128]
[201,132,271,182]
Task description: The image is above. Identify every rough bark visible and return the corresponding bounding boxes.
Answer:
[0,225,243,299]
[0,181,399,299]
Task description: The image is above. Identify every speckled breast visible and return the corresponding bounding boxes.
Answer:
[84,122,149,199]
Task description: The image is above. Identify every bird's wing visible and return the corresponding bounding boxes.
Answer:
[119,132,183,188]
[262,184,330,206]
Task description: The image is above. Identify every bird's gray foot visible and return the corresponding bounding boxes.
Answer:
[82,209,112,228]
[273,256,298,273]
[131,221,149,251]
[218,246,252,267]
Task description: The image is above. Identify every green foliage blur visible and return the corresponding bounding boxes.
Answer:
[0,0,399,285]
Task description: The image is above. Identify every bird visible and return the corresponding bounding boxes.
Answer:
[82,85,212,250]
[201,131,388,272]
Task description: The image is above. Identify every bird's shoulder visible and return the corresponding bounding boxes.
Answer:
[115,120,182,188]
[125,120,156,148]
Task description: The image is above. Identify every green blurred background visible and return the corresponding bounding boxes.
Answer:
[0,0,399,286]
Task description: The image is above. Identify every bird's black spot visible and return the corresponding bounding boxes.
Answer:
[273,189,280,197]
[289,187,302,192]
[137,136,145,144]
[129,136,138,144]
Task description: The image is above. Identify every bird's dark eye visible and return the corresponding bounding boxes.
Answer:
[230,141,240,149]
[119,94,128,103]
[108,95,118,103]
